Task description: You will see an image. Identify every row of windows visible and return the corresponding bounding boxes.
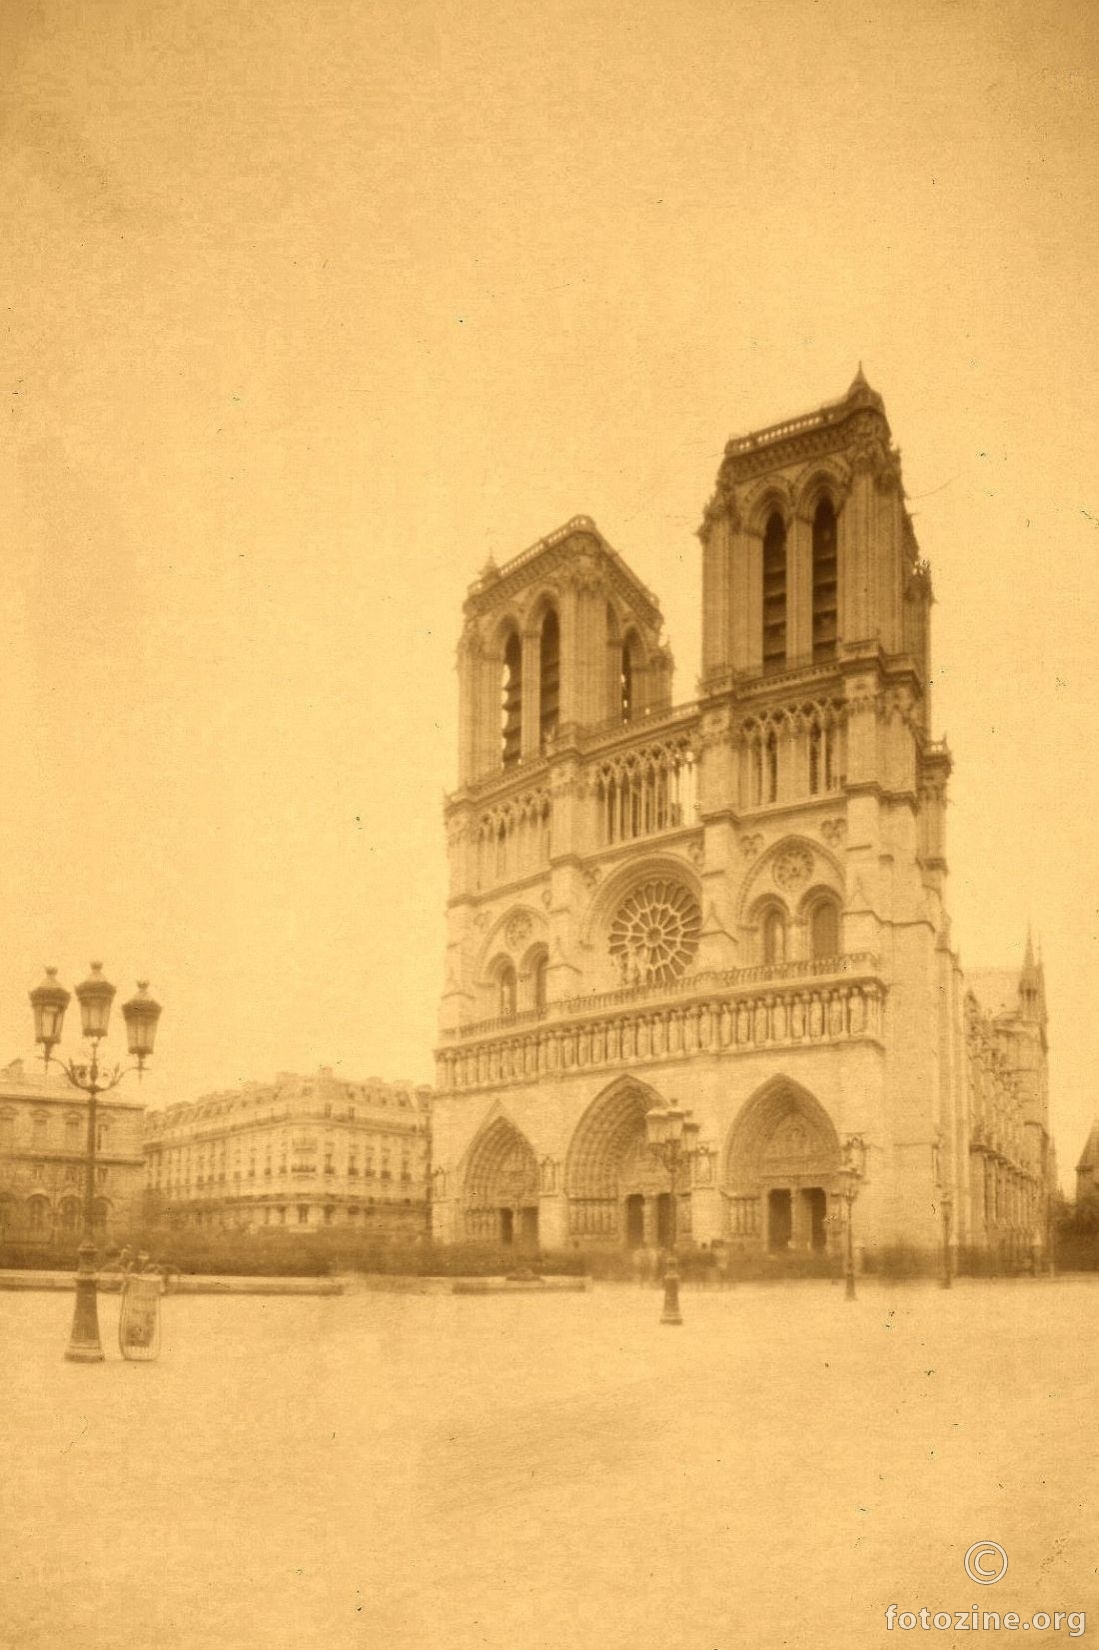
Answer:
[0,1195,109,1233]
[175,1200,419,1230]
[483,893,844,1023]
[747,716,840,807]
[475,796,552,887]
[157,1088,421,1134]
[500,608,648,768]
[757,897,841,967]
[0,1110,113,1152]
[495,953,548,1020]
[596,742,697,846]
[501,610,560,765]
[152,1133,418,1170]
[157,1149,415,1182]
[164,1161,416,1190]
[762,499,838,672]
[12,1162,111,1186]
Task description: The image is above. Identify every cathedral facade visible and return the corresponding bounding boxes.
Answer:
[430,374,1053,1263]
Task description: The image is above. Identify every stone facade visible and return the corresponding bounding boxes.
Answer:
[431,373,1054,1262]
[0,1058,146,1243]
[1074,1122,1099,1205]
[144,1069,431,1237]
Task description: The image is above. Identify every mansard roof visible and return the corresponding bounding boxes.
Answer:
[462,514,664,632]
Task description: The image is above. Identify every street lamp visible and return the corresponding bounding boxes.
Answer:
[644,1102,698,1326]
[29,963,162,1363]
[940,1190,954,1290]
[840,1134,867,1302]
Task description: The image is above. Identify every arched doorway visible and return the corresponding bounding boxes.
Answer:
[564,1080,686,1247]
[624,1193,645,1248]
[461,1117,540,1248]
[723,1080,842,1254]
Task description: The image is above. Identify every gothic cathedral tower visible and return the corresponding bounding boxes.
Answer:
[431,375,1050,1264]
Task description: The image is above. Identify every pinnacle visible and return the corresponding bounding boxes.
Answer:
[847,362,870,395]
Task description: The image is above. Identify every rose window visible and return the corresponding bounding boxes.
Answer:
[609,879,701,986]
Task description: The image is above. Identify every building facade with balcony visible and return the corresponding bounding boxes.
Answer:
[143,1069,431,1237]
[0,1058,145,1244]
[431,371,1053,1261]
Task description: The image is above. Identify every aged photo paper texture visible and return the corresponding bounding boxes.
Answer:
[2,2,1098,1648]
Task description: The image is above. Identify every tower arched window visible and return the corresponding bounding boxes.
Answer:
[762,512,787,672]
[501,631,522,768]
[621,632,640,722]
[539,609,560,750]
[532,953,548,1013]
[762,908,787,967]
[765,728,779,804]
[808,720,820,794]
[498,963,517,1021]
[809,897,841,962]
[812,499,838,661]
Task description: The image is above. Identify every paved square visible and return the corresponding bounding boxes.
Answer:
[2,1278,1095,1650]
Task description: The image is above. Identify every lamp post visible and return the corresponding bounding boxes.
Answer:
[940,1190,953,1290]
[644,1102,698,1326]
[29,964,162,1363]
[840,1134,867,1302]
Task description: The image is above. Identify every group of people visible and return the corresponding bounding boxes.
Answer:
[103,1247,179,1289]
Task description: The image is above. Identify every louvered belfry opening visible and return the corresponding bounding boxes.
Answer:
[812,498,838,661]
[501,631,522,767]
[762,512,787,672]
[539,608,560,749]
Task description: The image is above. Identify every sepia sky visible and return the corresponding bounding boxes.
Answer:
[2,0,1097,1178]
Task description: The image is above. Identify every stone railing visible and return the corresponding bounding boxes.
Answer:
[446,954,878,1043]
[437,969,885,1092]
[578,700,700,749]
[488,515,599,584]
[726,409,831,455]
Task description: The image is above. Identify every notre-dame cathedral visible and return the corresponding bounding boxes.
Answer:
[430,372,1053,1263]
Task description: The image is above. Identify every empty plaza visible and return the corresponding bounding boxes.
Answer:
[2,1277,1096,1650]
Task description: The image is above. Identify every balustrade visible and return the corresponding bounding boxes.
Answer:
[450,953,879,1041]
[437,973,885,1092]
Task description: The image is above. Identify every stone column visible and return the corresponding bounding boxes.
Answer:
[537,1192,569,1250]
[521,629,541,759]
[689,1185,722,1245]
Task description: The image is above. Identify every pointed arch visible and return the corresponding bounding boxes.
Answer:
[762,512,787,673]
[734,833,844,923]
[581,850,701,950]
[462,1114,539,1208]
[500,627,522,768]
[722,1076,842,1194]
[793,460,851,524]
[812,497,839,661]
[539,606,560,749]
[742,476,795,536]
[564,1077,663,1200]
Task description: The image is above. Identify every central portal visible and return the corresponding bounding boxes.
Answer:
[565,1079,684,1246]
